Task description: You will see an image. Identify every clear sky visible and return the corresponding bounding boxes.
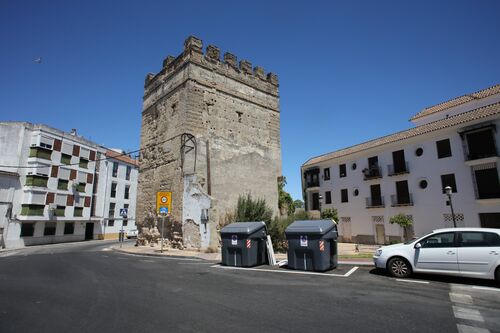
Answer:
[1,0,499,201]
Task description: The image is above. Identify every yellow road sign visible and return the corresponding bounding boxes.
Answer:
[156,191,172,215]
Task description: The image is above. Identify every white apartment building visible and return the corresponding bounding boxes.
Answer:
[0,122,139,248]
[93,150,138,240]
[301,84,500,244]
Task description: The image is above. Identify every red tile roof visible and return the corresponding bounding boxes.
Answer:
[105,150,139,167]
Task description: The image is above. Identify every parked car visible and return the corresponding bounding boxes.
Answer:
[126,229,138,239]
[373,228,500,283]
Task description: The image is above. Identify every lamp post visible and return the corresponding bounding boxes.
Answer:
[444,186,457,228]
[318,194,323,215]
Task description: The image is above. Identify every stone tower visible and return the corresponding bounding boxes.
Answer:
[136,36,281,249]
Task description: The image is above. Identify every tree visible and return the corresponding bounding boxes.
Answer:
[389,213,413,241]
[278,177,294,216]
[321,208,338,221]
[235,194,273,225]
[293,200,304,209]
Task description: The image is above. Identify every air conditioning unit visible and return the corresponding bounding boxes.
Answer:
[48,203,57,211]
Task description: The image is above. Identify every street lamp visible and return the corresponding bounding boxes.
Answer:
[444,186,457,228]
[318,194,323,214]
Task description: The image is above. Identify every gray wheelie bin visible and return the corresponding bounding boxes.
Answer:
[285,220,338,271]
[221,222,268,267]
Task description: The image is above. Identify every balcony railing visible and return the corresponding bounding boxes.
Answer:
[365,196,385,208]
[390,194,414,206]
[466,151,498,161]
[305,180,320,188]
[387,162,409,176]
[363,166,382,180]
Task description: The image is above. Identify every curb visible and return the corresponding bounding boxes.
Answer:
[111,247,206,261]
[111,247,374,266]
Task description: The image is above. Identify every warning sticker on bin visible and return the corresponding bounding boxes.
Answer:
[231,235,237,245]
[319,240,325,251]
[300,235,308,247]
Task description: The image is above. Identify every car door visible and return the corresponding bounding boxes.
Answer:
[457,231,500,276]
[415,232,459,273]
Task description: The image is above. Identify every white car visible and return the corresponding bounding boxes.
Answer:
[126,229,138,239]
[373,227,500,283]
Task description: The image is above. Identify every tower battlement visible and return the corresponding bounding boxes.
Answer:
[144,36,279,94]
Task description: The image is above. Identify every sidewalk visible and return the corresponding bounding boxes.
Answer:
[111,241,376,266]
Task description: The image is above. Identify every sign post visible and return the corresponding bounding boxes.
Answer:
[119,208,128,248]
[156,192,171,254]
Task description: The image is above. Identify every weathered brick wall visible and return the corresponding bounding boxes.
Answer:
[136,36,281,247]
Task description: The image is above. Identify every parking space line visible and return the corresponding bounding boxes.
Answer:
[210,264,358,277]
[395,279,429,284]
[344,266,358,277]
[116,252,201,261]
[471,286,500,292]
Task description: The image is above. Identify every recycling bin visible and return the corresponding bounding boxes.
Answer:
[285,220,338,271]
[221,222,268,267]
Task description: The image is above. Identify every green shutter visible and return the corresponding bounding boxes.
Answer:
[74,207,83,217]
[61,154,72,165]
[25,175,48,187]
[21,204,45,216]
[29,147,52,160]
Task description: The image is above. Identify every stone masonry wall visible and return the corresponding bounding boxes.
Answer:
[136,36,281,247]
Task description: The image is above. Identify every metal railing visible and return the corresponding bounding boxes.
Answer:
[363,166,382,180]
[390,194,413,206]
[365,196,385,208]
[387,162,409,176]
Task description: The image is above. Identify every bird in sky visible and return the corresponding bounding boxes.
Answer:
[34,57,42,64]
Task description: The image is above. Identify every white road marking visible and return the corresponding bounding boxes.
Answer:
[449,292,473,305]
[101,248,112,252]
[471,286,500,292]
[210,264,358,277]
[0,251,19,257]
[395,279,429,284]
[116,252,201,261]
[457,324,490,333]
[453,306,484,322]
[344,266,359,277]
[177,262,214,265]
[140,259,155,263]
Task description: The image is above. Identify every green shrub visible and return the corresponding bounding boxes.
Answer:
[235,194,273,224]
[267,211,317,252]
[321,208,338,221]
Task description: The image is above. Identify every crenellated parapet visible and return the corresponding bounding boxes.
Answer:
[144,36,279,96]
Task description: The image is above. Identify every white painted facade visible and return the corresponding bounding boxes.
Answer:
[93,150,139,240]
[302,86,500,244]
[0,122,139,248]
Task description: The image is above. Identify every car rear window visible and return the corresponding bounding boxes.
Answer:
[460,232,500,247]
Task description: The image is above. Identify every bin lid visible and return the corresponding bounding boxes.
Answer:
[220,222,267,235]
[285,220,336,235]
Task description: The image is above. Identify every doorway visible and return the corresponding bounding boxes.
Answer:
[85,223,94,240]
[375,224,385,244]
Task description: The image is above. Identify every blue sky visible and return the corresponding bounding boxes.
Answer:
[1,0,499,200]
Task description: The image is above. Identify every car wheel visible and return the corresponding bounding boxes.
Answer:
[387,257,412,278]
[495,266,500,285]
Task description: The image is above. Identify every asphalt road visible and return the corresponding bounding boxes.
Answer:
[1,241,499,333]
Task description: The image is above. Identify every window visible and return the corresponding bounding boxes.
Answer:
[79,158,89,169]
[480,213,500,228]
[123,204,129,226]
[25,175,48,187]
[112,162,118,177]
[64,222,74,235]
[21,204,44,216]
[55,206,65,217]
[325,191,331,204]
[44,222,56,236]
[29,147,52,160]
[441,174,457,193]
[341,189,348,203]
[323,168,330,181]
[58,179,69,190]
[74,207,83,217]
[339,164,346,178]
[77,183,86,192]
[351,163,357,170]
[20,223,34,237]
[421,232,456,248]
[436,139,452,159]
[460,232,500,247]
[108,203,115,226]
[415,147,423,157]
[111,182,117,198]
[465,128,497,160]
[60,153,72,165]
[126,166,131,181]
[124,185,130,200]
[474,167,500,199]
[419,180,428,189]
[353,189,359,196]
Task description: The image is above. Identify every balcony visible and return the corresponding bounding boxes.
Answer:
[390,194,414,207]
[366,196,385,208]
[304,168,320,189]
[387,162,409,176]
[363,166,382,180]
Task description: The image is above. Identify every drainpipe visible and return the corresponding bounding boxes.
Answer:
[101,161,109,239]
